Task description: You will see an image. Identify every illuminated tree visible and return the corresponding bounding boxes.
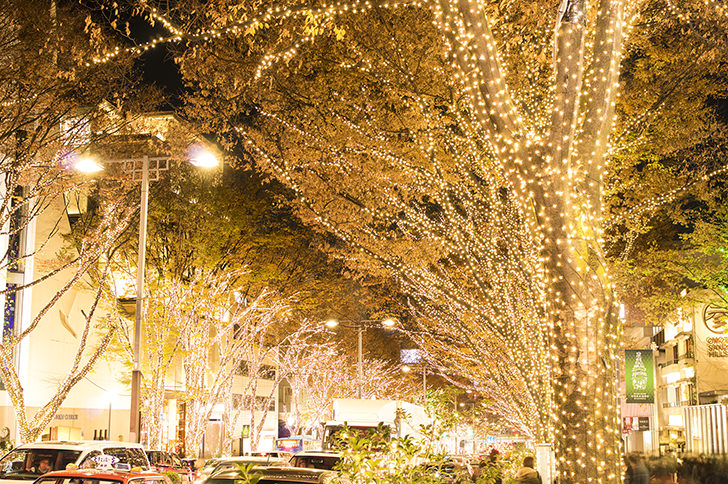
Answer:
[176,270,287,458]
[279,341,419,436]
[0,0,143,443]
[278,341,342,436]
[94,0,726,480]
[605,1,728,322]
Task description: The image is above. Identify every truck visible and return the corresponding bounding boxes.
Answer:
[321,398,430,450]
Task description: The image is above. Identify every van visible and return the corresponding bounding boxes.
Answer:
[0,441,150,484]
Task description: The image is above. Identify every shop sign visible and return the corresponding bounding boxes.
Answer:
[703,304,728,334]
[623,417,650,432]
[54,414,78,420]
[625,349,654,404]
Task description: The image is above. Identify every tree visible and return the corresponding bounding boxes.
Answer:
[279,341,418,437]
[175,269,287,458]
[0,0,145,443]
[224,322,323,453]
[106,164,401,454]
[100,0,726,480]
[174,2,613,479]
[604,0,728,323]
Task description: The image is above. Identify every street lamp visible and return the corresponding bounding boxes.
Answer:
[75,143,219,443]
[323,317,397,399]
[400,364,427,399]
[105,391,117,441]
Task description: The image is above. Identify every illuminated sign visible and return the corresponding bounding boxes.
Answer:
[625,350,654,404]
[623,417,650,432]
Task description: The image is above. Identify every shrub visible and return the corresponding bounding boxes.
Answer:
[161,471,181,484]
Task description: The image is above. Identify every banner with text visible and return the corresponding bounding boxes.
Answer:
[625,349,654,404]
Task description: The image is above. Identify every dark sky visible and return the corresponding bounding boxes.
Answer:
[128,15,185,108]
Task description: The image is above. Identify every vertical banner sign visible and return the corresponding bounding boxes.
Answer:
[625,349,654,403]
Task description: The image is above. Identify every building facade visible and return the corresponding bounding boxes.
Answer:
[652,301,728,454]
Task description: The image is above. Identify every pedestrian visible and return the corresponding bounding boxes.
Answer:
[473,449,502,484]
[515,456,542,484]
[624,453,649,484]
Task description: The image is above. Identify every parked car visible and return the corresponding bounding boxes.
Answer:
[32,468,170,484]
[288,452,342,471]
[145,451,191,483]
[202,466,340,484]
[0,441,150,484]
[193,456,288,484]
[242,451,287,459]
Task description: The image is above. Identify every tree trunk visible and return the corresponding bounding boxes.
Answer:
[544,202,622,483]
[145,377,165,450]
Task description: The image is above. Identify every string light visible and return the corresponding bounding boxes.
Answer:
[125,0,728,480]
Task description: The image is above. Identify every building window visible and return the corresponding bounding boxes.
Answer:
[8,188,25,273]
[672,345,679,363]
[685,337,694,359]
[235,361,276,380]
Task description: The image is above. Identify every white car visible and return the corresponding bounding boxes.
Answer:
[193,456,289,484]
[288,452,342,471]
[0,440,150,484]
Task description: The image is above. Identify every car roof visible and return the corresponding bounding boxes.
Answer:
[40,469,166,481]
[16,441,145,451]
[207,467,332,482]
[214,456,286,463]
[290,452,341,458]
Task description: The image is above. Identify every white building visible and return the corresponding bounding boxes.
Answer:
[652,301,728,454]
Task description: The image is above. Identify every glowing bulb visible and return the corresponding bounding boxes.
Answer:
[75,156,103,173]
[188,143,220,168]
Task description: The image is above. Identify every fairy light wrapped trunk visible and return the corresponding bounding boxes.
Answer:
[434,0,625,480]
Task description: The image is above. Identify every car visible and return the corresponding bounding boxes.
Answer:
[0,441,150,484]
[288,452,342,471]
[31,468,171,484]
[241,451,287,459]
[145,451,191,483]
[192,456,288,484]
[202,466,340,484]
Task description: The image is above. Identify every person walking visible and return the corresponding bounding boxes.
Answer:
[515,456,542,484]
[624,454,649,484]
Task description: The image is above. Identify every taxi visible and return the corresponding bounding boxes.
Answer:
[33,467,172,484]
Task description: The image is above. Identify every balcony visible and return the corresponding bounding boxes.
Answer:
[662,401,693,409]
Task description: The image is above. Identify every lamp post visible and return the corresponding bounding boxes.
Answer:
[105,391,116,441]
[75,144,219,443]
[324,318,396,399]
[401,363,427,399]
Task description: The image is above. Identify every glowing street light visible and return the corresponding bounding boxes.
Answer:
[74,155,104,174]
[74,142,220,443]
[323,317,398,398]
[188,143,220,168]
